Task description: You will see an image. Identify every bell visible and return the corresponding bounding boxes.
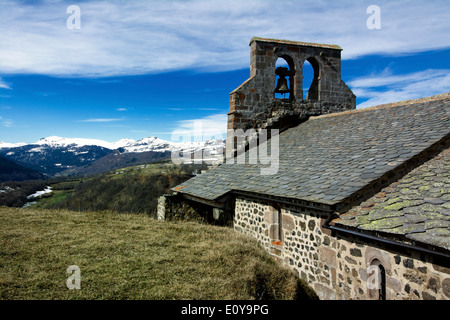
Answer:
[275,76,290,94]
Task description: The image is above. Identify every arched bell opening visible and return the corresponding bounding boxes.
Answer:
[274,56,295,100]
[302,57,320,101]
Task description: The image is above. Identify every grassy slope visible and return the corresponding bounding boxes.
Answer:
[0,207,317,300]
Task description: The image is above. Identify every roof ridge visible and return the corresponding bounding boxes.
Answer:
[249,37,342,50]
[310,92,450,120]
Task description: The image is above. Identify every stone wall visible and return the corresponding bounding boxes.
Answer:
[331,232,450,300]
[233,194,450,300]
[157,193,234,225]
[233,195,335,298]
[157,194,210,223]
[228,37,356,133]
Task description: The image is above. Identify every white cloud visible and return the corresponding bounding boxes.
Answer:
[0,0,449,77]
[116,108,128,112]
[171,113,227,141]
[349,69,450,108]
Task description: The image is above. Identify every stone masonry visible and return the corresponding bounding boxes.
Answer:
[234,195,450,300]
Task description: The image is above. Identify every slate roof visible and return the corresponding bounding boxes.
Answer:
[334,147,450,250]
[174,94,450,207]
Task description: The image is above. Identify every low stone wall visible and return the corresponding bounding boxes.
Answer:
[233,194,450,300]
[157,194,209,223]
[157,193,234,225]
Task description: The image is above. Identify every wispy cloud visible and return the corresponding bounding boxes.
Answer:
[0,0,449,77]
[349,68,450,108]
[79,118,123,123]
[36,92,58,97]
[197,107,223,111]
[0,77,11,89]
[0,116,13,127]
[116,108,128,112]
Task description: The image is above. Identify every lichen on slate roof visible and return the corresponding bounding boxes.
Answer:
[334,147,450,250]
[174,94,450,208]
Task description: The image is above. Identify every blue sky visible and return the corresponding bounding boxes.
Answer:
[0,0,449,144]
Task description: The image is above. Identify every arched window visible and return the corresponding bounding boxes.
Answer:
[368,259,386,300]
[302,57,320,101]
[274,57,293,100]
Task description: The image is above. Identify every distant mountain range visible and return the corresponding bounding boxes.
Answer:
[0,136,225,179]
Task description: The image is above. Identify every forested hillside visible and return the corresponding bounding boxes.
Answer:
[0,155,46,182]
[49,169,193,216]
[3,162,208,217]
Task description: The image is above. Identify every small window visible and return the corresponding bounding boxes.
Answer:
[273,209,282,242]
[368,259,386,300]
[269,208,282,245]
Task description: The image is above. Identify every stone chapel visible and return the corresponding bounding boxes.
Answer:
[158,37,450,300]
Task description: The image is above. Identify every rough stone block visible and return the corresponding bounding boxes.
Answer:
[269,224,281,240]
[282,214,295,231]
[263,205,278,223]
[442,278,450,298]
[319,247,336,266]
[314,283,336,300]
[350,248,362,257]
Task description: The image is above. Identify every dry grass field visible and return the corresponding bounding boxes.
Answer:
[0,207,317,300]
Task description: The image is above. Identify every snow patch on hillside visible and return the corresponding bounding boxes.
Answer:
[26,186,52,199]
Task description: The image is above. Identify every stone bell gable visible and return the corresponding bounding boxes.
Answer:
[228,37,356,132]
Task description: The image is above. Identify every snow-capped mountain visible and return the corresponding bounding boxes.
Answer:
[119,136,224,154]
[0,141,27,149]
[0,136,225,177]
[10,136,223,154]
[28,136,136,150]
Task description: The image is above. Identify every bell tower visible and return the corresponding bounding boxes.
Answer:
[228,37,356,132]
